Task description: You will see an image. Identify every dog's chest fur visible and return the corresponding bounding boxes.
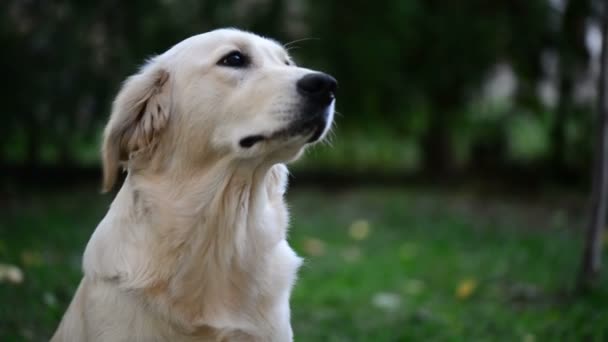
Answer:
[68,164,302,341]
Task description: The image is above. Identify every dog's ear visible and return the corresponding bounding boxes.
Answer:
[102,65,171,192]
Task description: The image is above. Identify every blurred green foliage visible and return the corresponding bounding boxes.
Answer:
[0,0,601,178]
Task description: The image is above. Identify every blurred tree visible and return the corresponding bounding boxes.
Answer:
[304,0,554,174]
[0,1,151,165]
[508,0,552,112]
[578,0,608,291]
[0,0,233,166]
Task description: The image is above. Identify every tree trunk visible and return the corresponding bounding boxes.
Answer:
[578,6,608,291]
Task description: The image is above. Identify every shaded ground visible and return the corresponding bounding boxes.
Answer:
[0,185,606,341]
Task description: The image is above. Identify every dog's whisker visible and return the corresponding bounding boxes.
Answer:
[322,137,334,148]
[283,37,320,49]
[285,46,302,52]
[328,130,337,145]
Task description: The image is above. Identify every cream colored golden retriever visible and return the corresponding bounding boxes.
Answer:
[51,28,336,342]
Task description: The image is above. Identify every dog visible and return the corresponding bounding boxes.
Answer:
[51,28,336,341]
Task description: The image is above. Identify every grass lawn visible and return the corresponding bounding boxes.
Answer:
[1,185,607,341]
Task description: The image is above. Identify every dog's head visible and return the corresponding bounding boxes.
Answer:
[102,29,336,191]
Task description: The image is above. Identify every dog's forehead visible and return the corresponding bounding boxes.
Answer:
[171,29,288,59]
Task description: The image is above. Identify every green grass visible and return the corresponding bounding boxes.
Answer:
[1,186,607,341]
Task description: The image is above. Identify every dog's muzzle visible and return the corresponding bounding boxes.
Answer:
[238,72,337,148]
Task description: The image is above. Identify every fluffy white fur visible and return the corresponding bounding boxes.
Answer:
[51,28,335,341]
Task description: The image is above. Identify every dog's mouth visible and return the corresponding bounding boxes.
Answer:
[239,105,333,149]
[239,135,266,148]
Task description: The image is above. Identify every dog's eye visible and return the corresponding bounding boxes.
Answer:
[218,51,249,68]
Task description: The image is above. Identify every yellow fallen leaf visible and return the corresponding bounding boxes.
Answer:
[302,237,326,256]
[0,263,24,284]
[455,278,477,300]
[522,333,535,342]
[349,219,370,240]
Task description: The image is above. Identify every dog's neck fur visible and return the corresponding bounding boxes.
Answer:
[83,160,295,335]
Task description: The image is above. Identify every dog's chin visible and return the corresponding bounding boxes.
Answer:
[239,108,332,149]
[285,113,329,144]
[304,119,328,143]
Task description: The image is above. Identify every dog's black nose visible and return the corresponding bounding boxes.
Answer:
[297,73,337,105]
